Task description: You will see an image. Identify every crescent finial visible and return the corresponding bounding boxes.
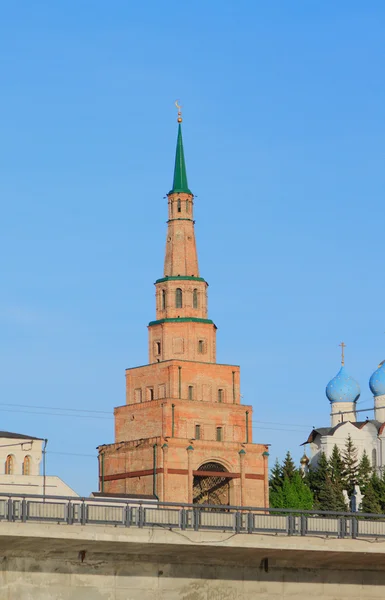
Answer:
[175,100,182,123]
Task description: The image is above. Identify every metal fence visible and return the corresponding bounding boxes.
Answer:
[0,493,385,539]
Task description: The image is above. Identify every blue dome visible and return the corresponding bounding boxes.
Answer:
[369,361,385,397]
[326,366,360,403]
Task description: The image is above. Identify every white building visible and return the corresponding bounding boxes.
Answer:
[0,431,78,497]
[303,354,385,472]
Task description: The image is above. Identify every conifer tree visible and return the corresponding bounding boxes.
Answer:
[329,445,344,483]
[281,451,296,482]
[371,471,385,513]
[292,471,314,510]
[269,455,313,509]
[280,471,313,510]
[307,451,329,503]
[361,480,382,515]
[317,474,347,512]
[341,434,359,495]
[357,450,372,492]
[269,458,283,494]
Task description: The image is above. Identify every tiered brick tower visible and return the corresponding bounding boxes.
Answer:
[98,110,269,506]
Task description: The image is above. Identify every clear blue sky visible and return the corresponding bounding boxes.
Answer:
[0,1,384,496]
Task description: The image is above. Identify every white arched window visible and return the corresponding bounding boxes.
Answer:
[5,455,14,475]
[22,455,32,475]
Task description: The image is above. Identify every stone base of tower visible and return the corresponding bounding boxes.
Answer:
[98,437,268,507]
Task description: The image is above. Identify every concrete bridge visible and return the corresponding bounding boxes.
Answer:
[1,494,385,599]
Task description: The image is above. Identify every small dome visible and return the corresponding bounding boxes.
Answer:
[326,366,360,403]
[369,360,385,397]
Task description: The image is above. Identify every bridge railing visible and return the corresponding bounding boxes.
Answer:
[0,493,385,539]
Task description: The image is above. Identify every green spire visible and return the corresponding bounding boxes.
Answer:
[169,123,192,195]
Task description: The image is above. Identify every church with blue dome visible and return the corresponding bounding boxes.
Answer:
[303,345,385,473]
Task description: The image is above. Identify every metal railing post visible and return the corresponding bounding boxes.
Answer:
[67,501,73,525]
[247,512,253,534]
[180,508,187,530]
[80,501,86,525]
[124,505,131,527]
[193,508,200,531]
[338,517,346,538]
[138,505,144,528]
[21,499,27,523]
[351,517,358,539]
[300,515,307,536]
[7,498,13,522]
[287,514,296,535]
[235,512,242,533]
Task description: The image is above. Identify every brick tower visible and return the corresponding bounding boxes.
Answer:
[98,109,269,506]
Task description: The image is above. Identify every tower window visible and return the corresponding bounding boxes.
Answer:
[193,289,198,309]
[372,449,377,468]
[155,341,161,356]
[177,199,181,213]
[186,200,189,213]
[195,424,201,440]
[135,388,142,403]
[22,455,31,476]
[147,387,154,401]
[161,289,166,310]
[198,339,204,353]
[218,389,224,403]
[216,427,223,442]
[176,288,183,308]
[188,385,194,400]
[5,455,14,475]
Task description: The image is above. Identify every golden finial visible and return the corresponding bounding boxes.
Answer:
[175,100,182,123]
[339,341,346,366]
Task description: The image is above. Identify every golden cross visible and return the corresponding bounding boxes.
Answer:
[339,342,346,366]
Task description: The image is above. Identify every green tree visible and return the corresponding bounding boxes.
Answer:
[280,472,313,510]
[329,445,344,483]
[317,474,347,512]
[361,480,382,515]
[269,458,283,494]
[269,456,313,510]
[357,450,372,492]
[307,451,329,503]
[341,434,359,495]
[370,471,385,512]
[291,471,313,510]
[281,451,296,482]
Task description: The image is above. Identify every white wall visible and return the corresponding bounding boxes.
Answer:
[0,437,43,476]
[0,474,79,497]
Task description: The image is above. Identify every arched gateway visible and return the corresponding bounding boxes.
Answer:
[193,462,230,505]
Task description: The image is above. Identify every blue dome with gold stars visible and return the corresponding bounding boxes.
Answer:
[326,366,360,403]
[369,361,385,398]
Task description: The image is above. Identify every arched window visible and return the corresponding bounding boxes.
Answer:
[23,456,31,476]
[193,289,198,309]
[177,199,181,213]
[198,339,204,353]
[5,455,14,475]
[161,289,166,310]
[186,200,189,213]
[176,288,183,308]
[218,389,224,403]
[372,448,377,468]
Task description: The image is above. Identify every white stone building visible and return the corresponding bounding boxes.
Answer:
[303,355,385,472]
[0,431,78,497]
